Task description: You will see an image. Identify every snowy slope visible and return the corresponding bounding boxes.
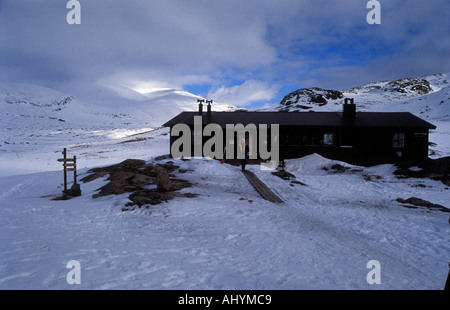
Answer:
[0,156,448,289]
[0,82,234,177]
[273,73,449,112]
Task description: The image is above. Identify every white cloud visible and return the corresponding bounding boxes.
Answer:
[0,0,278,86]
[207,80,279,107]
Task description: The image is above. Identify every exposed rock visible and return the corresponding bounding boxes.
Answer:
[52,183,82,200]
[81,159,147,183]
[92,171,153,198]
[280,88,344,108]
[394,156,450,186]
[127,185,197,208]
[396,197,449,213]
[272,170,296,180]
[127,190,172,206]
[155,155,169,161]
[67,183,82,197]
[157,173,171,192]
[330,164,350,173]
[291,180,307,186]
[382,78,432,95]
[81,158,197,209]
[294,104,313,110]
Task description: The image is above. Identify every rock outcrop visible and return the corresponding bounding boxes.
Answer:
[80,158,197,209]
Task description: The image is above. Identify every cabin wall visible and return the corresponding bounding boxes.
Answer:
[278,126,431,165]
[168,124,431,166]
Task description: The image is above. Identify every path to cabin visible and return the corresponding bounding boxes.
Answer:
[242,170,284,204]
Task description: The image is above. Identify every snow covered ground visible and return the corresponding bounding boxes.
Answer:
[0,153,448,289]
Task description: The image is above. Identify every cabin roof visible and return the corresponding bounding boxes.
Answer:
[163,111,437,129]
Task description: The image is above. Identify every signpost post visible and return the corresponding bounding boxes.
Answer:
[57,148,80,197]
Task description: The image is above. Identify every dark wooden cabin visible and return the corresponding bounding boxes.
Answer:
[163,99,436,166]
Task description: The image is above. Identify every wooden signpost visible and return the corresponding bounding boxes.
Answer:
[58,148,81,197]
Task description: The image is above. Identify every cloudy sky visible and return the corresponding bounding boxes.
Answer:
[1,0,449,107]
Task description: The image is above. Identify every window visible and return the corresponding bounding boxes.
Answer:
[393,132,405,148]
[323,133,335,146]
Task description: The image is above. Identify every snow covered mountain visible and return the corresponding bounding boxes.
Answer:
[271,73,449,113]
[0,81,234,131]
[0,82,234,176]
[262,72,450,158]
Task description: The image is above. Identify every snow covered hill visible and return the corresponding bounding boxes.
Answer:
[261,72,450,158]
[0,82,234,176]
[273,73,449,112]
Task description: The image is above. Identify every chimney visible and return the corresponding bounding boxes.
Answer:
[197,99,205,116]
[206,100,213,117]
[343,98,356,120]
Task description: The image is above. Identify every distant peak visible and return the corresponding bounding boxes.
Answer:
[382,77,432,95]
[280,88,344,107]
